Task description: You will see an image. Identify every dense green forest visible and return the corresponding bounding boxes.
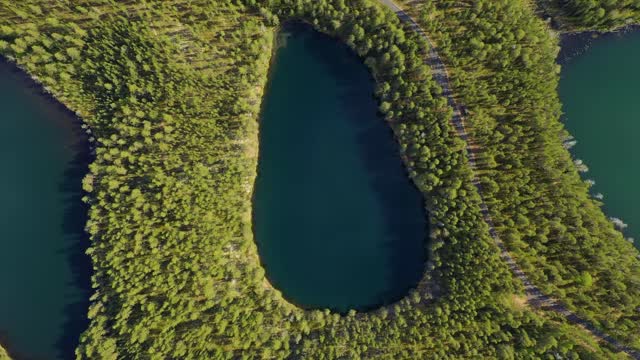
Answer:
[407,0,640,351]
[0,0,636,358]
[540,0,640,30]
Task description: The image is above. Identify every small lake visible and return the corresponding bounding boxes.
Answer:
[253,24,427,312]
[0,60,91,359]
[559,29,640,249]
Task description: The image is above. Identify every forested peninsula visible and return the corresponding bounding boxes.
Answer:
[0,0,638,359]
[405,0,640,351]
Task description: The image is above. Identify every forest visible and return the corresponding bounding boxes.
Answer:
[536,0,640,30]
[407,0,640,352]
[0,0,638,359]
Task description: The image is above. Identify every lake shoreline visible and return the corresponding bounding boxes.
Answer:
[0,332,26,360]
[558,28,640,249]
[0,58,94,360]
[246,23,301,311]
[558,24,640,65]
[0,57,97,154]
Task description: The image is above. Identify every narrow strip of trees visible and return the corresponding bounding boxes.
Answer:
[555,0,640,30]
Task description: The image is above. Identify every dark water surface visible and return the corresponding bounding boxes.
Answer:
[253,24,427,312]
[0,60,91,359]
[559,30,640,248]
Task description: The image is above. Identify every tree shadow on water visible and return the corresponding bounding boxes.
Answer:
[0,58,93,360]
[53,120,92,360]
[4,59,92,360]
[299,24,429,311]
[0,331,35,360]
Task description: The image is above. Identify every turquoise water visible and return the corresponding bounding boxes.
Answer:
[253,24,428,312]
[559,30,640,248]
[0,60,91,359]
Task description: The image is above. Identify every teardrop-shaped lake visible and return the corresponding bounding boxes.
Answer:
[253,24,428,312]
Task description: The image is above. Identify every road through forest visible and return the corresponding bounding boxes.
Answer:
[378,0,640,358]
